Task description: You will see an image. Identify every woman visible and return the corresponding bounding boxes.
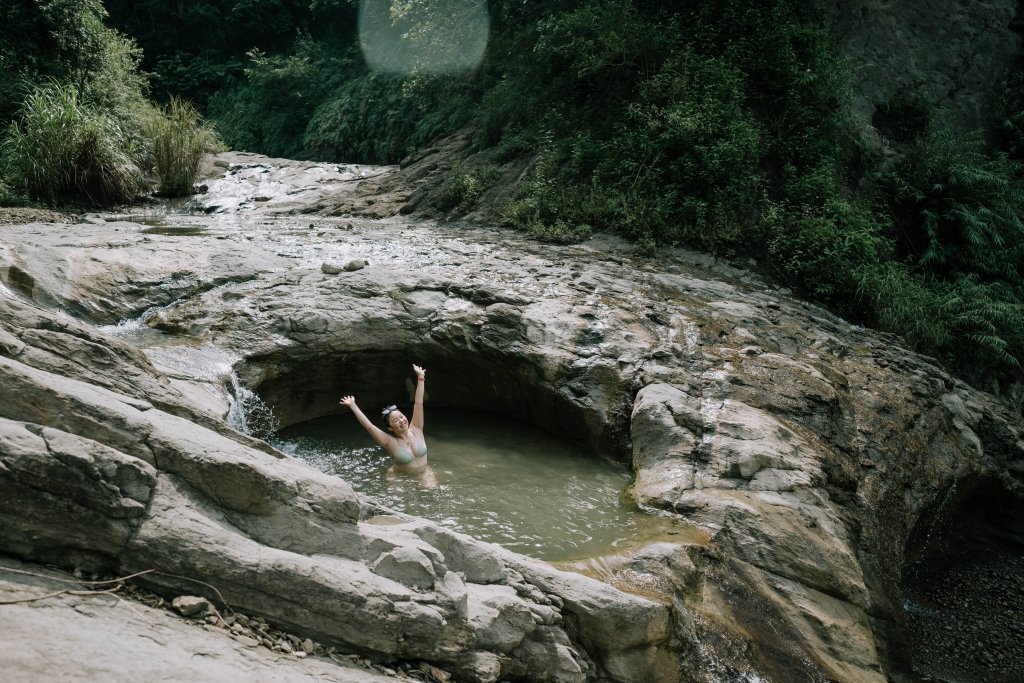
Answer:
[339,363,432,479]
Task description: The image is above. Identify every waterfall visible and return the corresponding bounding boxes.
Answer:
[226,371,279,440]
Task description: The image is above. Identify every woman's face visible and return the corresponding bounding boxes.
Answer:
[387,410,409,432]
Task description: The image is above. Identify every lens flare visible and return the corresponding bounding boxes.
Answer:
[359,0,490,75]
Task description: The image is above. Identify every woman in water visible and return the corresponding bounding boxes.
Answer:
[339,364,432,481]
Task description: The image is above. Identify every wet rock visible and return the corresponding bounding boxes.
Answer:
[344,259,368,272]
[321,263,344,275]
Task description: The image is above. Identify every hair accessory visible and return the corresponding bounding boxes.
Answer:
[381,404,398,417]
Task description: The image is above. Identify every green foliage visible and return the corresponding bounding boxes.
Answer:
[600,51,764,249]
[479,0,860,256]
[758,160,892,300]
[0,0,113,124]
[145,97,221,197]
[436,161,500,215]
[0,0,164,207]
[105,0,322,105]
[1,82,143,205]
[302,71,476,164]
[0,176,24,207]
[880,127,1024,282]
[207,45,328,159]
[764,194,893,300]
[859,264,1024,376]
[997,55,1024,162]
[498,135,593,244]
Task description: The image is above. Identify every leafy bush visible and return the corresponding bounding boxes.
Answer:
[498,135,594,243]
[859,264,1024,375]
[303,72,477,164]
[1,82,143,205]
[880,127,1024,282]
[145,96,220,197]
[436,161,501,215]
[207,46,327,159]
[0,176,24,207]
[764,195,892,300]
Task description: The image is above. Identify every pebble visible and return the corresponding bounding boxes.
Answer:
[171,595,211,617]
[905,550,1023,681]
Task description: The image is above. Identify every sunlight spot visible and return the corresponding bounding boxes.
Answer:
[358,0,489,75]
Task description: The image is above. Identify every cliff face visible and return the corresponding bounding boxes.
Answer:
[818,0,1023,132]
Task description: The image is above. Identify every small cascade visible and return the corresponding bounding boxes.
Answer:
[98,306,159,336]
[226,371,279,440]
[902,478,959,586]
[0,280,14,298]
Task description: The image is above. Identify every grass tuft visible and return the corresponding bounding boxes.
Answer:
[1,82,143,205]
[144,96,221,197]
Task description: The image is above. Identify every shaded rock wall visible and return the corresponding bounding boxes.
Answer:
[815,0,1023,132]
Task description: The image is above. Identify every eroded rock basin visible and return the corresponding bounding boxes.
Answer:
[2,153,1023,682]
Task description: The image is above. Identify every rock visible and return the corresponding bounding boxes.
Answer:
[370,546,437,589]
[418,662,452,682]
[2,152,1023,683]
[321,263,343,275]
[171,596,211,617]
[0,557,399,683]
[344,259,368,272]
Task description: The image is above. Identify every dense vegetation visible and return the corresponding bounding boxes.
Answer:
[6,1,1024,390]
[0,0,217,205]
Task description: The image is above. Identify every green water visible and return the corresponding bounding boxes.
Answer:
[273,410,690,562]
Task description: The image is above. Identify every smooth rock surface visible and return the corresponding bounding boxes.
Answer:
[0,557,396,683]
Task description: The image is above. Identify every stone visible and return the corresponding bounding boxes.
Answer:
[171,595,211,617]
[418,662,452,682]
[321,263,343,275]
[344,259,368,272]
[0,557,398,683]
[370,546,437,590]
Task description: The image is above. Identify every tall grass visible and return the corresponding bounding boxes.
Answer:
[144,96,219,197]
[1,82,143,205]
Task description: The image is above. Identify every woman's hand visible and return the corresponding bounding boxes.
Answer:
[339,395,356,408]
[412,364,426,379]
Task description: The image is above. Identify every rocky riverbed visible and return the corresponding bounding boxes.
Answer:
[1,151,1023,682]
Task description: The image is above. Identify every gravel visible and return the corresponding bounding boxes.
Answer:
[903,549,1024,683]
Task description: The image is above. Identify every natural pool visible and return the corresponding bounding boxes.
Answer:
[273,409,696,563]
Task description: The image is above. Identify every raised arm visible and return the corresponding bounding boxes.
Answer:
[411,364,426,430]
[339,396,391,448]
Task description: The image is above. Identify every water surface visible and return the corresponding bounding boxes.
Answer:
[273,409,692,561]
